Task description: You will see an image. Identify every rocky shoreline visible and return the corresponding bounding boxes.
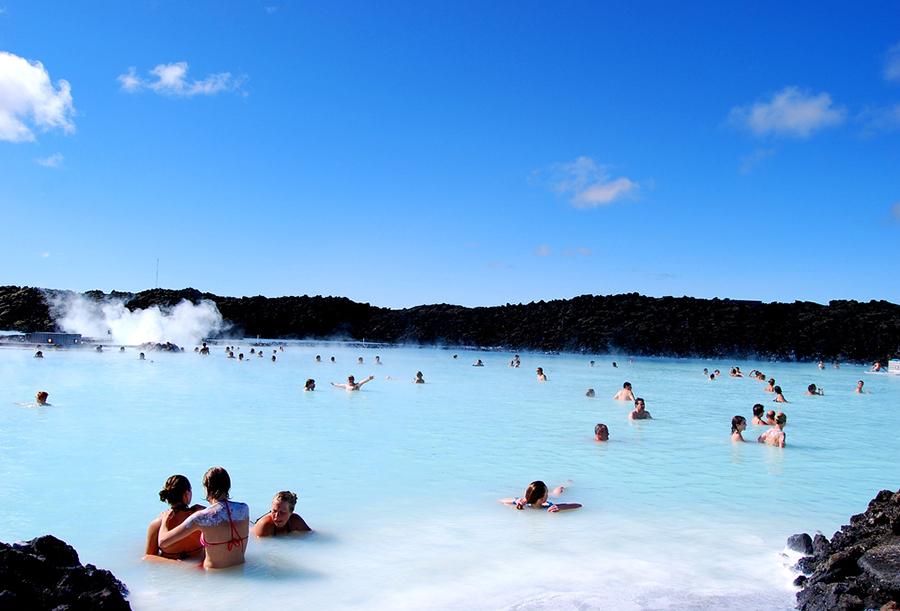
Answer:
[0,535,130,610]
[2,285,899,362]
[790,489,900,610]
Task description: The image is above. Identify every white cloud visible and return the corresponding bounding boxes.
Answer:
[40,252,50,258]
[265,5,278,14]
[729,86,845,138]
[118,61,244,97]
[575,247,592,256]
[545,156,638,208]
[739,148,775,174]
[534,245,551,257]
[885,43,900,82]
[36,152,64,168]
[858,103,900,134]
[0,51,75,142]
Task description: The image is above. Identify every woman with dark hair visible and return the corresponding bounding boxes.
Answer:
[144,475,205,560]
[773,386,788,403]
[158,466,250,569]
[750,404,766,425]
[731,415,747,442]
[252,491,312,537]
[500,481,582,513]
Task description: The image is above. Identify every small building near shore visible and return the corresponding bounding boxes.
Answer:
[25,332,83,346]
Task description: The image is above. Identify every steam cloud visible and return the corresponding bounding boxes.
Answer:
[48,293,224,348]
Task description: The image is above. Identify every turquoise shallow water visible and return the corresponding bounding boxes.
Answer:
[1,342,898,609]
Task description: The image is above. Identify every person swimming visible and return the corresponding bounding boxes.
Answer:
[414,371,425,384]
[629,397,652,420]
[315,355,322,362]
[751,404,765,425]
[271,355,276,362]
[806,384,824,396]
[500,481,582,512]
[34,350,44,358]
[731,415,747,442]
[613,382,635,401]
[536,367,548,382]
[855,380,865,394]
[773,386,788,403]
[585,388,596,397]
[332,375,375,391]
[473,359,484,367]
[764,378,775,392]
[590,360,595,367]
[594,423,609,441]
[34,391,50,406]
[758,412,787,448]
[158,466,249,569]
[252,491,312,537]
[765,409,777,425]
[145,475,205,560]
[304,379,316,391]
[357,357,364,365]
[375,356,382,365]
[612,361,618,368]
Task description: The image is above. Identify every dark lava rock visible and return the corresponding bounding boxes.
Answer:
[795,489,900,611]
[0,535,129,610]
[138,341,182,352]
[788,533,815,555]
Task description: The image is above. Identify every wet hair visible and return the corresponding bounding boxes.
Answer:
[775,412,787,426]
[522,481,548,507]
[348,375,356,383]
[857,380,864,385]
[773,386,783,395]
[35,391,49,403]
[752,404,764,417]
[159,474,191,505]
[767,378,775,385]
[634,397,645,407]
[305,378,315,390]
[807,384,816,392]
[585,388,595,397]
[202,466,231,501]
[623,382,632,389]
[766,409,776,419]
[273,490,298,512]
[416,371,423,378]
[731,415,746,434]
[594,423,608,436]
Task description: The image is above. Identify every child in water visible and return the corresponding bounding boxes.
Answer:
[500,481,582,512]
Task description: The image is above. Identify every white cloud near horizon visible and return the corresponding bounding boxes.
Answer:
[0,51,75,142]
[740,148,775,174]
[546,156,638,208]
[729,86,845,138]
[118,62,244,97]
[885,43,900,82]
[36,152,64,168]
[40,252,50,258]
[534,245,551,257]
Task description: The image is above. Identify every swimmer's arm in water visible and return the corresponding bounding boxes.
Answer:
[145,516,162,555]
[550,485,566,497]
[158,510,200,549]
[546,502,582,512]
[331,383,349,390]
[499,497,526,509]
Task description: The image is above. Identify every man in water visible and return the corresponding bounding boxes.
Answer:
[35,391,50,406]
[629,398,652,420]
[331,375,375,391]
[806,384,824,396]
[594,423,609,441]
[855,380,865,394]
[34,350,43,358]
[613,382,635,401]
[585,388,596,397]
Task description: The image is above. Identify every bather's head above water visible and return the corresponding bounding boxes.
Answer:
[522,480,549,507]
[594,423,609,441]
[203,466,231,502]
[159,474,193,508]
[35,391,49,405]
[270,491,298,528]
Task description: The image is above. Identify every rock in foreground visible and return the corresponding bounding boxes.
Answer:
[0,535,130,610]
[792,489,900,610]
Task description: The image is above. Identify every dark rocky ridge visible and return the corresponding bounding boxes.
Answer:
[1,285,899,362]
[0,535,130,610]
[792,489,900,610]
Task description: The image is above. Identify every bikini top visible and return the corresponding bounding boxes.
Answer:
[191,500,249,551]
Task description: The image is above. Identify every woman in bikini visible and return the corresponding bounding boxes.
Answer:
[158,466,250,569]
[500,481,582,512]
[758,412,788,448]
[145,474,205,560]
[252,490,312,537]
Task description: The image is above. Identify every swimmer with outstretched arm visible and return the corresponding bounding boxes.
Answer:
[331,375,375,391]
[500,481,582,512]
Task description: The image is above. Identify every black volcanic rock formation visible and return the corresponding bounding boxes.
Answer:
[0,535,130,610]
[1,285,899,362]
[792,489,900,610]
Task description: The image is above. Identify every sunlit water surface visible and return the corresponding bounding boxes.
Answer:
[1,343,898,610]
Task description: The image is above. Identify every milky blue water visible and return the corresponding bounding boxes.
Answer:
[1,343,898,610]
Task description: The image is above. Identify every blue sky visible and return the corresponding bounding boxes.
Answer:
[1,1,898,307]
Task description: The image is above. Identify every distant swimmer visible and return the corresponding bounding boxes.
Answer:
[585,388,596,397]
[227,351,235,359]
[158,466,249,569]
[855,380,865,394]
[34,350,43,359]
[751,404,766,425]
[536,367,548,382]
[315,355,321,362]
[731,415,747,442]
[252,491,312,538]
[473,359,484,367]
[709,374,716,381]
[375,356,382,365]
[145,475,205,561]
[773,386,788,403]
[250,348,256,354]
[119,346,125,353]
[452,354,458,359]
[500,481,581,512]
[612,361,618,368]
[817,360,825,370]
[629,397,652,420]
[765,409,777,425]
[332,375,375,391]
[414,371,425,384]
[96,345,103,353]
[703,368,709,376]
[35,391,50,406]
[139,352,146,360]
[239,353,244,361]
[590,360,595,367]
[806,384,824,396]
[764,378,775,392]
[613,382,635,402]
[271,355,276,362]
[758,412,787,448]
[871,361,884,372]
[357,357,364,365]
[304,379,316,391]
[594,423,609,442]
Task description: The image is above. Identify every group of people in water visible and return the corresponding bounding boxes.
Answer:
[145,467,311,568]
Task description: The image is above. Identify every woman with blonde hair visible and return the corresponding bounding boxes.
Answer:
[253,491,312,537]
